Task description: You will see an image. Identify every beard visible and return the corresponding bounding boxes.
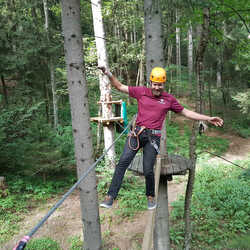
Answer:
[152,89,163,96]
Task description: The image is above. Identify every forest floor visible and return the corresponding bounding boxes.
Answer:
[3,128,250,250]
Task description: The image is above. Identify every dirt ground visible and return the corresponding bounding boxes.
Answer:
[3,131,250,250]
[4,181,186,250]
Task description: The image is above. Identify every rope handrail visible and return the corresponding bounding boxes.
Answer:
[13,115,136,250]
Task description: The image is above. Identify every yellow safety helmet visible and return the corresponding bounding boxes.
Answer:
[150,67,167,83]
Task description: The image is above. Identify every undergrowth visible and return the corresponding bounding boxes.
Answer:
[0,171,76,244]
[170,160,250,249]
[25,237,61,250]
[166,121,229,158]
[0,111,230,247]
[96,160,147,218]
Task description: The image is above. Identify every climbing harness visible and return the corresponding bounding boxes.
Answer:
[128,122,161,154]
[128,125,146,151]
[147,129,161,154]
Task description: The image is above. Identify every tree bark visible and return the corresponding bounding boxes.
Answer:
[91,0,116,167]
[144,0,165,79]
[184,7,210,250]
[61,1,102,249]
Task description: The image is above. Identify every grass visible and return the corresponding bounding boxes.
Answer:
[96,160,147,218]
[166,121,229,158]
[68,235,83,250]
[170,160,250,249]
[0,170,77,244]
[25,238,61,250]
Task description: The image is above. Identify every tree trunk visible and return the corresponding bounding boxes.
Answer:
[208,71,212,117]
[144,0,165,78]
[216,56,222,88]
[167,44,172,68]
[43,80,50,123]
[43,0,58,129]
[0,176,5,188]
[61,1,102,249]
[50,63,58,129]
[176,8,181,89]
[221,80,228,120]
[188,23,193,95]
[184,8,210,250]
[139,33,146,86]
[1,75,8,107]
[144,1,169,248]
[136,36,145,87]
[91,0,116,167]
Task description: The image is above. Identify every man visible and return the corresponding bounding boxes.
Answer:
[98,66,223,210]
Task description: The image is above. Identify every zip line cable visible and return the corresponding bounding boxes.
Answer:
[13,116,136,250]
[199,150,246,169]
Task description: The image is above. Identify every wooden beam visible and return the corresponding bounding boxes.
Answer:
[154,176,171,249]
[142,155,162,250]
[97,100,122,104]
[90,117,123,125]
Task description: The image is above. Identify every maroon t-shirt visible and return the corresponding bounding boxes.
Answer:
[128,86,184,130]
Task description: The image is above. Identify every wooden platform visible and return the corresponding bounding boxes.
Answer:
[128,153,192,176]
[90,116,123,126]
[97,100,123,104]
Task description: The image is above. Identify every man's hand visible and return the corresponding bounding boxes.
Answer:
[97,66,106,74]
[207,117,224,127]
[98,66,112,77]
[181,108,224,127]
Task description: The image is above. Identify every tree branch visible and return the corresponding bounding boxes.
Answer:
[217,1,250,33]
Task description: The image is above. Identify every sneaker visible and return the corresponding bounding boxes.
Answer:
[147,196,157,210]
[100,195,114,208]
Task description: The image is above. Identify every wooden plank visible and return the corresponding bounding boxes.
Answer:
[97,100,122,104]
[154,177,171,249]
[90,117,123,124]
[129,154,192,176]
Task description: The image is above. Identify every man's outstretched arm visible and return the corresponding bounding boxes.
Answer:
[98,66,129,94]
[180,108,224,127]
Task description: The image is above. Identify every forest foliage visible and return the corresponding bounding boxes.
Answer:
[0,0,249,173]
[0,0,249,248]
